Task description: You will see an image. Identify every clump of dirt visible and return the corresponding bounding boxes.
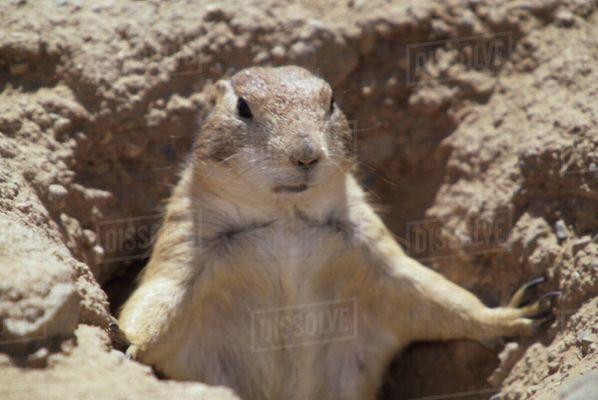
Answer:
[0,0,596,399]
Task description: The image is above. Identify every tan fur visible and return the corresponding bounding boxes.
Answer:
[119,66,546,400]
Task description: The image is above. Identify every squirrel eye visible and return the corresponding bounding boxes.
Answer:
[237,97,253,119]
[329,96,335,115]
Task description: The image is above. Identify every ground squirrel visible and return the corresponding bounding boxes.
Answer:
[118,66,557,400]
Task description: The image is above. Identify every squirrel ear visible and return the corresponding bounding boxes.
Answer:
[211,79,236,108]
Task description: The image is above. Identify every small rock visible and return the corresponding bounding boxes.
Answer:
[578,331,593,356]
[53,117,70,134]
[548,359,559,374]
[26,347,49,368]
[527,386,537,396]
[571,236,591,253]
[289,41,309,58]
[555,219,569,241]
[460,11,477,30]
[253,51,269,64]
[203,4,231,21]
[2,282,80,341]
[555,9,575,27]
[270,45,286,59]
[374,22,392,38]
[92,244,104,264]
[48,184,68,209]
[431,19,451,35]
[488,342,523,386]
[500,342,521,361]
[16,201,33,213]
[83,229,97,245]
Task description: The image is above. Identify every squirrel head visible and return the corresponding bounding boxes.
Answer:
[194,66,355,196]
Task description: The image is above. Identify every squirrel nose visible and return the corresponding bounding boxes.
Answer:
[291,147,322,169]
[294,155,320,170]
[291,143,323,170]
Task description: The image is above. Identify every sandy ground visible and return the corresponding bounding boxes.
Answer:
[0,0,596,399]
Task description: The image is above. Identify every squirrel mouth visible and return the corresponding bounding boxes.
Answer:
[273,184,308,193]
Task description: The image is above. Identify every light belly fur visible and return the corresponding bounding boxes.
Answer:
[152,221,397,400]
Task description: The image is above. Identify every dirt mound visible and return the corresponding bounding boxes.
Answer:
[0,0,596,399]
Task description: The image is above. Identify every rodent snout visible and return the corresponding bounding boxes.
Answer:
[290,145,323,171]
[293,155,320,170]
